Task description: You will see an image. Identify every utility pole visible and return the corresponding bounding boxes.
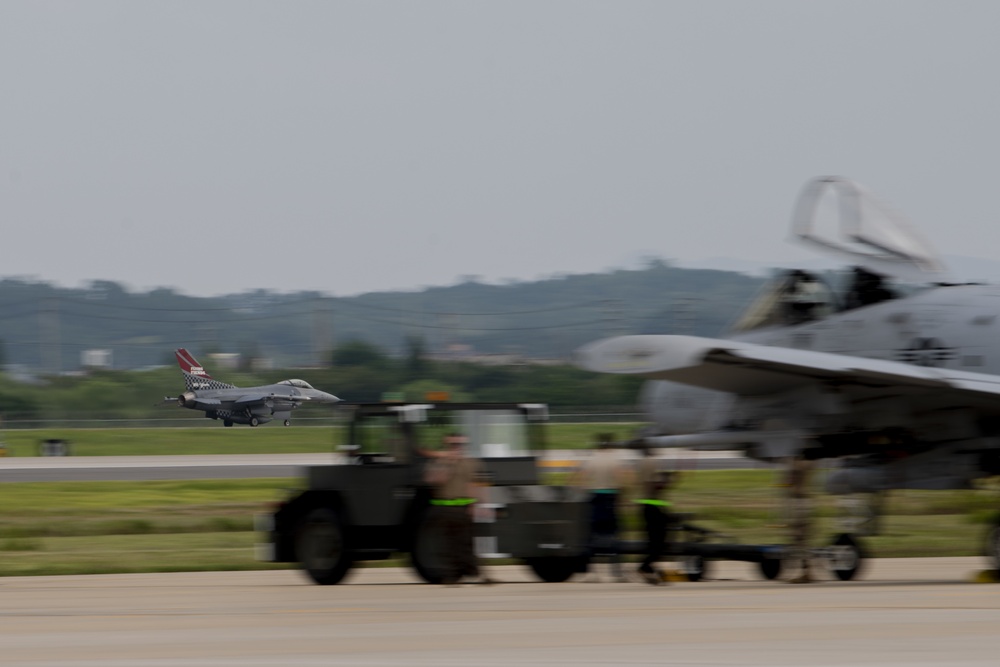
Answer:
[601,298,626,337]
[312,298,333,366]
[672,295,698,335]
[39,297,60,373]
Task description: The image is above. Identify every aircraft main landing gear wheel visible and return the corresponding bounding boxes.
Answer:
[295,507,353,585]
[249,417,259,427]
[681,554,710,582]
[284,420,291,427]
[827,533,866,581]
[223,420,233,427]
[524,556,579,583]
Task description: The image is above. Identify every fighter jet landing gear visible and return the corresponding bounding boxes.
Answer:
[224,420,233,427]
[284,420,291,427]
[822,533,866,581]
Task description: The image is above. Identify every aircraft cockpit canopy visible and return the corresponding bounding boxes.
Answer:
[729,266,899,334]
[278,379,314,389]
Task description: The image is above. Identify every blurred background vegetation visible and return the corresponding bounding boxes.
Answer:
[0,259,772,423]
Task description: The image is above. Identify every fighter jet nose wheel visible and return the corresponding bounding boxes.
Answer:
[249,417,259,427]
[295,508,353,585]
[284,420,291,427]
[826,533,866,581]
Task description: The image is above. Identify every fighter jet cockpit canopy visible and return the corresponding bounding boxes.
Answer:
[728,265,901,333]
[791,176,946,282]
[729,177,947,334]
[278,379,314,389]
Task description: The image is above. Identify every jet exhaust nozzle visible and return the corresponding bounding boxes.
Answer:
[178,392,197,409]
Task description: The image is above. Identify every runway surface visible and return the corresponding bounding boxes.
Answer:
[0,450,770,482]
[2,557,997,666]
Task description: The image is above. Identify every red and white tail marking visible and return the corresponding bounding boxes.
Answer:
[175,348,213,379]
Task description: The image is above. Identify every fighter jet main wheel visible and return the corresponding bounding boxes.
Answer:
[295,507,353,585]
[827,533,866,581]
[249,417,259,427]
[283,420,291,427]
[681,554,710,582]
[524,556,580,583]
[223,420,233,427]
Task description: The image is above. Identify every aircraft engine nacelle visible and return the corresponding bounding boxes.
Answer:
[178,392,197,409]
[639,380,732,435]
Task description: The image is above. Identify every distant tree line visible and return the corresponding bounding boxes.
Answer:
[0,260,765,372]
[0,338,645,424]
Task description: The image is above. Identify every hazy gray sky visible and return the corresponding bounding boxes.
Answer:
[2,1,999,296]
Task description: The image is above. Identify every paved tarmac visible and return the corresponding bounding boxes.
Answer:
[0,450,770,482]
[1,558,997,666]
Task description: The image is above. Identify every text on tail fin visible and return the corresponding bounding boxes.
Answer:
[175,348,212,378]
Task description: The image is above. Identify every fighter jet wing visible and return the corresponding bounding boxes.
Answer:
[231,394,311,407]
[576,334,1000,398]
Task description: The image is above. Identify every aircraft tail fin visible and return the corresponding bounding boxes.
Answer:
[175,349,236,391]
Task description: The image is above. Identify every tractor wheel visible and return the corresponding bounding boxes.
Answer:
[524,556,580,583]
[985,516,1000,574]
[295,507,353,585]
[759,557,783,581]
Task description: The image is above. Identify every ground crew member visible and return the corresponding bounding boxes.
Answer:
[574,433,629,582]
[634,443,673,585]
[423,432,492,585]
[784,456,814,584]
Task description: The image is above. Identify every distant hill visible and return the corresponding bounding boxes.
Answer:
[0,261,767,372]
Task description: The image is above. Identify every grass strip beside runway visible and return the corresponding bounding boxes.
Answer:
[0,423,640,456]
[0,473,996,576]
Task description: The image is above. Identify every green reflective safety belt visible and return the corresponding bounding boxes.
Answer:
[635,499,671,507]
[430,498,477,507]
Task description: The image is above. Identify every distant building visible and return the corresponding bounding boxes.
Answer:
[81,349,113,369]
[208,353,240,370]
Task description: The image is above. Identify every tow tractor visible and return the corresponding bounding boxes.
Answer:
[256,401,590,584]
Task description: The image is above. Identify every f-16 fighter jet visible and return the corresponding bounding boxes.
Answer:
[168,348,339,427]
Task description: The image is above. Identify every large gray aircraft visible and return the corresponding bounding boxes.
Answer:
[576,176,1000,571]
[168,348,340,427]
